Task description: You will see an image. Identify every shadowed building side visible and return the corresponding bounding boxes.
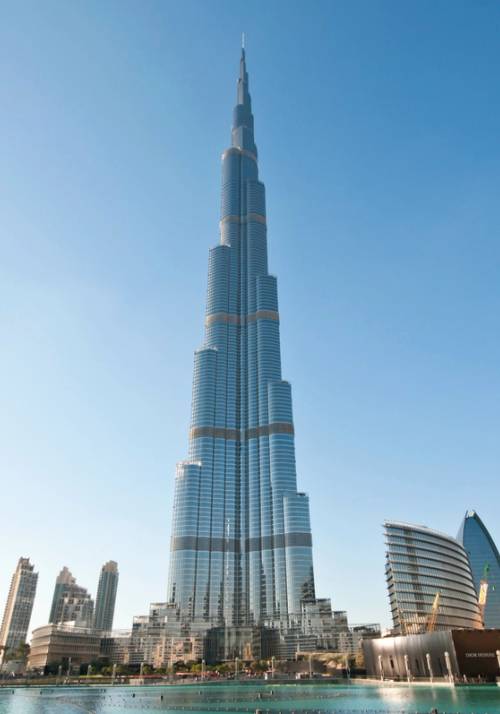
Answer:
[94,561,119,632]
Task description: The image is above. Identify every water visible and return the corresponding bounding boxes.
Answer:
[0,682,499,714]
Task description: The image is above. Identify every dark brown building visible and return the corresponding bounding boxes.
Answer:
[363,629,500,682]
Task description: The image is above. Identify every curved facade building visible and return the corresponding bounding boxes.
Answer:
[385,521,482,634]
[457,510,500,628]
[167,50,317,639]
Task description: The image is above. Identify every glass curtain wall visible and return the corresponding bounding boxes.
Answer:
[167,49,316,635]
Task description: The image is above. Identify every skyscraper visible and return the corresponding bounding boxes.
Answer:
[48,566,74,624]
[48,566,94,628]
[385,521,483,634]
[457,510,500,628]
[94,561,119,632]
[0,558,38,662]
[167,48,324,654]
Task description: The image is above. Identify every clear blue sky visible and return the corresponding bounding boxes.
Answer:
[1,0,499,634]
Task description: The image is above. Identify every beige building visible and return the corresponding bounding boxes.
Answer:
[49,567,94,628]
[0,558,38,662]
[28,624,101,671]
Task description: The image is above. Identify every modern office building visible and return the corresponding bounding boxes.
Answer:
[0,558,38,662]
[100,630,132,666]
[339,622,381,656]
[126,602,201,668]
[301,599,335,650]
[94,561,119,632]
[457,510,500,628]
[49,567,94,628]
[166,47,327,657]
[385,521,483,634]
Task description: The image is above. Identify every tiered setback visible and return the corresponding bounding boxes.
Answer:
[168,50,316,631]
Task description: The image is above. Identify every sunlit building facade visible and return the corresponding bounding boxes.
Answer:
[0,558,38,662]
[28,623,101,672]
[385,521,482,634]
[167,49,322,655]
[457,510,500,628]
[49,567,94,628]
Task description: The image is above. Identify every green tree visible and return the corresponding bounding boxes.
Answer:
[250,660,268,673]
[5,643,30,662]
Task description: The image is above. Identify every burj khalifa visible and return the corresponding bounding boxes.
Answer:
[167,48,326,657]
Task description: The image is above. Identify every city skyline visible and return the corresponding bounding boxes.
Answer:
[1,1,499,636]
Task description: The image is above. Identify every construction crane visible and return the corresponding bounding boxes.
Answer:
[478,563,490,626]
[426,592,440,633]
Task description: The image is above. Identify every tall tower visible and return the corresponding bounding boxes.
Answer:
[48,566,75,624]
[458,510,500,628]
[94,561,119,632]
[167,49,318,648]
[0,558,38,662]
[48,566,94,628]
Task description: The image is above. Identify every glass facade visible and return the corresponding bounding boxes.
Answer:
[94,561,119,632]
[385,521,482,634]
[167,50,317,636]
[457,510,500,628]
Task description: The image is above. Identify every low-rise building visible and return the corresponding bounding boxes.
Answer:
[301,598,335,649]
[28,624,101,672]
[363,628,500,682]
[100,630,131,665]
[337,622,381,655]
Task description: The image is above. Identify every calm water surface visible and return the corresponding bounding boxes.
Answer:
[0,683,499,714]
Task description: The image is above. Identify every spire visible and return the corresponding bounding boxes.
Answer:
[233,42,256,155]
[237,42,249,107]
